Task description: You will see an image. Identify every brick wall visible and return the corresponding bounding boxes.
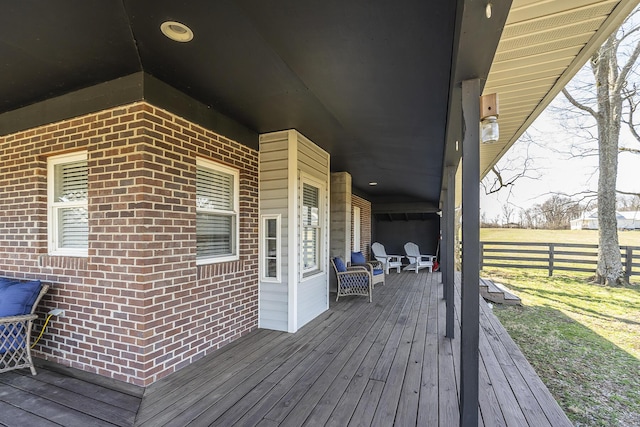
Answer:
[352,195,372,259]
[0,102,259,386]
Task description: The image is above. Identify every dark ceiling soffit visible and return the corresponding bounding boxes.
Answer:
[441,0,465,175]
[351,185,372,202]
[373,212,440,222]
[0,73,144,136]
[439,0,513,198]
[0,72,259,149]
[454,0,512,85]
[371,202,440,215]
[143,75,258,150]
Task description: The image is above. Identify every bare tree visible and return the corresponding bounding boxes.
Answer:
[519,207,539,229]
[501,203,515,226]
[618,194,640,210]
[562,10,640,285]
[534,195,582,229]
[482,133,540,197]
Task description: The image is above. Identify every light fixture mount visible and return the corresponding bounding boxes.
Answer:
[161,21,194,42]
[480,93,500,144]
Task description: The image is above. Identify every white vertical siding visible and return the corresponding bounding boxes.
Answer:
[296,132,330,330]
[258,132,290,331]
[258,129,330,332]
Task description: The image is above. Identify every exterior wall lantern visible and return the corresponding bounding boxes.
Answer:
[480,93,499,144]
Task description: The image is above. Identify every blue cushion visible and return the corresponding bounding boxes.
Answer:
[0,277,19,290]
[333,257,347,272]
[373,269,384,276]
[351,251,366,264]
[0,280,42,317]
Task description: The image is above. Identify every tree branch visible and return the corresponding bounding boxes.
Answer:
[483,166,527,195]
[615,37,640,92]
[617,9,640,46]
[616,189,640,197]
[562,88,598,119]
[620,146,640,154]
[623,92,640,143]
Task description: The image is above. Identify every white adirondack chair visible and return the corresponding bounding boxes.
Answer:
[403,242,435,273]
[371,242,403,274]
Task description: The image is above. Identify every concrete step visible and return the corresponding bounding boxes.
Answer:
[479,278,521,306]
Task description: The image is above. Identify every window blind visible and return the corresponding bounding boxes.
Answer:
[55,160,88,202]
[196,167,233,211]
[302,183,320,270]
[196,164,236,260]
[54,160,88,249]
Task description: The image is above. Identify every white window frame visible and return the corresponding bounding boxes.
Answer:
[300,176,325,278]
[196,158,239,265]
[47,151,89,257]
[261,214,281,282]
[353,205,361,252]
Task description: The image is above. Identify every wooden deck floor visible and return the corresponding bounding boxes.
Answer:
[0,273,571,426]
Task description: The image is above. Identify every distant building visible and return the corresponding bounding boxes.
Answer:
[570,211,640,230]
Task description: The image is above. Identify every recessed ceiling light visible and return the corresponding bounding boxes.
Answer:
[161,21,194,42]
[485,3,492,19]
[369,182,378,186]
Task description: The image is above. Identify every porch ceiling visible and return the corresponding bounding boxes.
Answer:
[1,1,636,208]
[0,0,507,209]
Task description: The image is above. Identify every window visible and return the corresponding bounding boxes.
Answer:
[353,205,361,252]
[262,215,280,282]
[301,181,321,274]
[48,152,88,256]
[196,158,239,264]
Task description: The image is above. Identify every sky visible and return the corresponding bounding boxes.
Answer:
[480,7,640,224]
[480,101,639,224]
[480,8,640,224]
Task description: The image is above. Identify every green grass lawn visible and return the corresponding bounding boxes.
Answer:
[480,229,640,426]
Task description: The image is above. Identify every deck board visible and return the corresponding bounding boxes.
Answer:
[0,272,572,426]
[277,281,406,426]
[0,370,138,427]
[417,276,440,427]
[479,298,572,427]
[299,278,409,426]
[370,274,425,425]
[394,273,432,427]
[142,297,367,426]
[20,367,141,412]
[0,400,62,427]
[440,280,460,427]
[209,290,389,427]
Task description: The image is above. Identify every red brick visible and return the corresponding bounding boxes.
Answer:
[0,101,259,386]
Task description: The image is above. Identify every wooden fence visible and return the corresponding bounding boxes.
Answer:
[480,241,640,281]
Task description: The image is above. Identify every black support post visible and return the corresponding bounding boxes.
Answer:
[625,247,633,283]
[442,189,448,299]
[460,79,480,427]
[445,165,456,339]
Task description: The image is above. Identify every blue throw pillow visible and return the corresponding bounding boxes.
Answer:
[373,269,384,276]
[0,280,42,317]
[333,257,347,272]
[351,251,366,264]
